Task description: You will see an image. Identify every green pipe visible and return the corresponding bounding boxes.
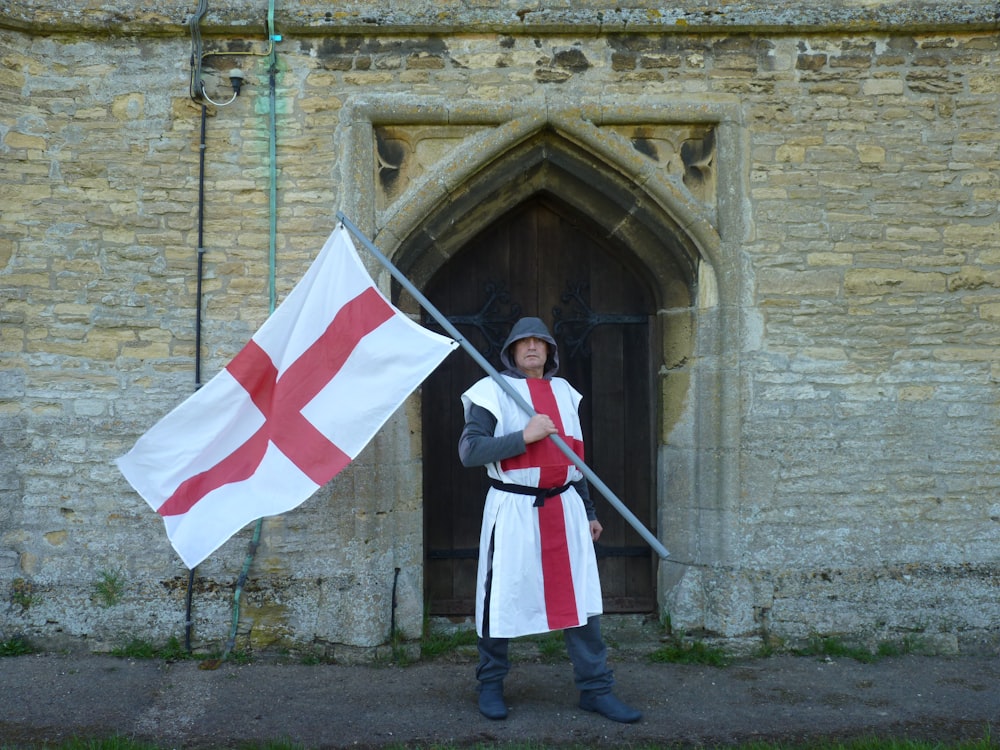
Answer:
[220,0,278,664]
[268,0,278,313]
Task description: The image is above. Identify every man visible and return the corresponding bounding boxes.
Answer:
[458,316,642,723]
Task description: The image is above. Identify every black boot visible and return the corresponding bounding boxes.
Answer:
[579,689,642,723]
[478,680,508,720]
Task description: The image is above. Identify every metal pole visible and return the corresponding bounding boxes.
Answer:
[337,212,669,560]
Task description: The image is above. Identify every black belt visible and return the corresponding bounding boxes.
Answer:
[490,479,571,507]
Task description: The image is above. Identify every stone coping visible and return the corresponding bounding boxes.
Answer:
[2,0,998,35]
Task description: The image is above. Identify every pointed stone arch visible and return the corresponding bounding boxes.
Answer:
[337,95,747,632]
[396,127,699,308]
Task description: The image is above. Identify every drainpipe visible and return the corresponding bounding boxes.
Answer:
[219,0,279,664]
[185,102,209,653]
[183,0,279,658]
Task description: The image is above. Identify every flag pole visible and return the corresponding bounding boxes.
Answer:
[337,212,669,560]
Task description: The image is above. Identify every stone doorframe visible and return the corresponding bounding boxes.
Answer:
[334,92,751,635]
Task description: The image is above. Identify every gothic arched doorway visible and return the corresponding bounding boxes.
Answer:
[420,194,657,615]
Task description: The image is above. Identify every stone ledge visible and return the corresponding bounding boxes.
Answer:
[2,1,998,35]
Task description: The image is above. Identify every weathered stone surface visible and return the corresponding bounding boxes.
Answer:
[1,3,999,656]
[2,1,998,34]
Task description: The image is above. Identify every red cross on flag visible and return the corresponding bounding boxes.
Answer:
[117,224,457,569]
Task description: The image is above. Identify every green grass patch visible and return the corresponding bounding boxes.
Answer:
[735,736,995,750]
[93,569,126,608]
[297,650,332,666]
[110,635,191,662]
[649,637,730,666]
[530,630,567,663]
[419,627,478,660]
[24,738,162,750]
[797,635,879,663]
[108,634,252,666]
[10,577,37,610]
[0,634,35,657]
[792,634,939,664]
[794,635,910,664]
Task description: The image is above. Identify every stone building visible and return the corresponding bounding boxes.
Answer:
[2,0,999,657]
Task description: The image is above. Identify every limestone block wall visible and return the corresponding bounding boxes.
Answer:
[1,0,998,655]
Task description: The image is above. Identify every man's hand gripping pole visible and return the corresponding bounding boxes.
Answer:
[337,212,670,560]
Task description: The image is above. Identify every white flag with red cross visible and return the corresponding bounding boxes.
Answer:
[117,224,457,568]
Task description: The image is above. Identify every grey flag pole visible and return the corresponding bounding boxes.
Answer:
[337,212,669,560]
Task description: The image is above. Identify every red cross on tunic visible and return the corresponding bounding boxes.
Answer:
[501,378,586,630]
[157,287,394,517]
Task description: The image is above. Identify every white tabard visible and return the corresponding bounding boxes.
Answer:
[462,375,603,638]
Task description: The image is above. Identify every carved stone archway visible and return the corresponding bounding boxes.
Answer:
[336,94,746,633]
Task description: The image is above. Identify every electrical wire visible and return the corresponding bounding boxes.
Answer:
[198,83,239,107]
[188,0,208,102]
[189,0,272,106]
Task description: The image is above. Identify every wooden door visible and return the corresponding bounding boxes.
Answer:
[422,196,656,615]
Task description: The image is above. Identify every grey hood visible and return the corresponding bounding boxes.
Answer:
[499,316,559,379]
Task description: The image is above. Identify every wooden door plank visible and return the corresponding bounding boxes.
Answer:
[424,197,657,616]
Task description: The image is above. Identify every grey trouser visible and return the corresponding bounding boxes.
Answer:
[476,615,615,693]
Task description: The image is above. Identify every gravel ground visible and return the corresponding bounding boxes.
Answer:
[2,646,998,748]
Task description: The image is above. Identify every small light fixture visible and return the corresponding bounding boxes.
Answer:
[229,68,245,96]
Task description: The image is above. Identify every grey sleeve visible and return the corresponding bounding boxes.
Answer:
[458,404,526,467]
[458,404,598,522]
[574,478,597,522]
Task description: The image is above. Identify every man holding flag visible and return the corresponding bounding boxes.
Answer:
[459,316,643,724]
[118,218,650,724]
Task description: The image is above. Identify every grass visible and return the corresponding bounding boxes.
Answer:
[2,627,939,670]
[531,630,567,662]
[1,635,994,750]
[0,634,35,657]
[735,739,995,750]
[110,636,190,661]
[416,627,568,664]
[646,632,939,668]
[650,636,730,666]
[93,569,125,608]
[0,740,163,750]
[10,577,36,610]
[792,635,933,664]
[0,609,957,674]
[107,635,251,666]
[419,626,478,660]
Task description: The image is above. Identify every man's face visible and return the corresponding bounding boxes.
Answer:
[512,336,548,378]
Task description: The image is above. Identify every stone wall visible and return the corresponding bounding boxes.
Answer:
[2,1,999,656]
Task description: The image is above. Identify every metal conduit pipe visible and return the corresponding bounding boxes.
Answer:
[185,101,208,654]
[184,0,211,652]
[219,0,278,665]
[183,0,279,661]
